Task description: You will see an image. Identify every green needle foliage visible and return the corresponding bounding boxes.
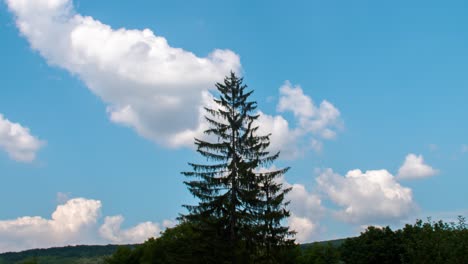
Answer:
[181,72,293,263]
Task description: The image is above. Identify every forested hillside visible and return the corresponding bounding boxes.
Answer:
[0,245,125,264]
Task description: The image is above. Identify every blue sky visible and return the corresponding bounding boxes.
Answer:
[0,0,467,252]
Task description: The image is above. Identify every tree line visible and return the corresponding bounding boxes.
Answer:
[105,217,468,264]
[338,216,468,264]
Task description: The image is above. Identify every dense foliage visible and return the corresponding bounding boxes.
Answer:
[104,222,299,264]
[297,242,341,264]
[181,72,293,263]
[299,217,468,264]
[340,216,468,264]
[104,222,202,264]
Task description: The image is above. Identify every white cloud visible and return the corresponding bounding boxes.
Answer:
[258,82,342,158]
[288,214,317,243]
[0,197,171,253]
[0,198,101,252]
[255,112,301,158]
[6,0,240,148]
[162,219,177,229]
[285,181,324,243]
[6,0,343,157]
[277,82,342,140]
[317,169,415,225]
[397,153,438,179]
[285,181,324,223]
[310,139,323,153]
[256,168,324,243]
[277,82,315,118]
[99,215,161,244]
[255,166,324,242]
[0,113,44,162]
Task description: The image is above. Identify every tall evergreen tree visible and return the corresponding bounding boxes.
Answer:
[256,168,295,263]
[181,72,293,263]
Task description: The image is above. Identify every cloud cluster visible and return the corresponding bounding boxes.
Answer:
[285,181,324,243]
[288,214,317,243]
[7,0,240,148]
[7,0,343,156]
[0,113,44,162]
[317,169,415,225]
[236,153,432,242]
[283,152,437,240]
[99,215,161,244]
[255,112,300,157]
[255,166,324,243]
[0,198,100,252]
[257,82,343,158]
[0,197,169,253]
[278,82,342,140]
[397,153,438,179]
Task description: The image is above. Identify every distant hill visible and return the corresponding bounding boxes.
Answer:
[0,240,346,264]
[0,244,133,264]
[301,238,347,249]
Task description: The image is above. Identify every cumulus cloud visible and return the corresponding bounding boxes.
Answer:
[7,0,342,156]
[255,82,342,158]
[277,82,342,140]
[256,166,324,243]
[99,215,161,244]
[0,197,170,253]
[255,112,301,158]
[317,169,415,225]
[6,0,240,148]
[260,172,324,243]
[0,113,44,162]
[285,180,324,243]
[0,198,101,252]
[288,214,317,243]
[397,153,438,179]
[285,181,324,223]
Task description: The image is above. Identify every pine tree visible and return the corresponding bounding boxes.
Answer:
[256,168,295,263]
[181,72,293,263]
